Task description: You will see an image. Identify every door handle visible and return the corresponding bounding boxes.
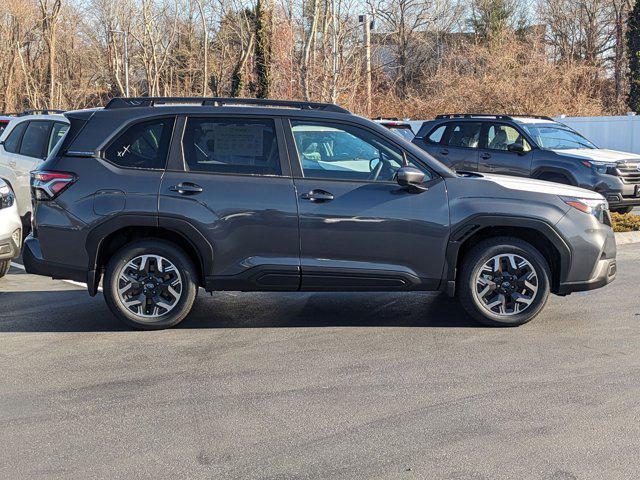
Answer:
[440,149,449,156]
[480,153,492,160]
[301,189,334,202]
[170,182,203,195]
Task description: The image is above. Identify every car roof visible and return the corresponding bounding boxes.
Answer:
[0,114,69,142]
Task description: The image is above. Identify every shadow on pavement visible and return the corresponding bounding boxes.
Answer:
[0,289,481,333]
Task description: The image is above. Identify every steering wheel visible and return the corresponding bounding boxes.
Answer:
[368,157,384,181]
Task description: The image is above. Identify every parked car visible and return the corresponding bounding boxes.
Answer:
[24,97,616,329]
[412,114,640,214]
[0,179,21,278]
[373,117,415,141]
[0,110,69,230]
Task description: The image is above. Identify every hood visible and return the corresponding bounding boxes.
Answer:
[479,173,604,200]
[552,148,640,164]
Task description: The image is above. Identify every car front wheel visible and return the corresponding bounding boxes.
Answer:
[103,240,199,330]
[458,237,551,327]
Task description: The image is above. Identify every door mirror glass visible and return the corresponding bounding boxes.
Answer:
[396,166,427,191]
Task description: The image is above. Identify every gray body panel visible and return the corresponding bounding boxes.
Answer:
[22,103,617,300]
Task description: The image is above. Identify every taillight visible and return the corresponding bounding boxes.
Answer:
[31,171,77,201]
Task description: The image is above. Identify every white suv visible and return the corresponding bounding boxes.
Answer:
[0,111,69,228]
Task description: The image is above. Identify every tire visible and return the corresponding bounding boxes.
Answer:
[610,206,633,215]
[0,260,10,279]
[103,239,199,330]
[458,237,551,327]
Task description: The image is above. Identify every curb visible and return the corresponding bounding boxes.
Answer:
[615,231,640,245]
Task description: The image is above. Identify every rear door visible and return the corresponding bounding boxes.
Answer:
[477,122,533,177]
[420,121,481,172]
[159,115,300,290]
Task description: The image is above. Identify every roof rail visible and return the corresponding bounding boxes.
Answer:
[18,109,66,117]
[105,97,351,114]
[435,113,554,121]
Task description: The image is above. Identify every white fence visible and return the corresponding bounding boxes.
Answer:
[407,115,640,155]
[553,115,640,154]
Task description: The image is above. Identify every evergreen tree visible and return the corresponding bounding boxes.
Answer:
[254,0,272,99]
[628,0,640,113]
[469,0,516,41]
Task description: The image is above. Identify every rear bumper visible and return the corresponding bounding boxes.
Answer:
[22,234,87,283]
[557,258,616,295]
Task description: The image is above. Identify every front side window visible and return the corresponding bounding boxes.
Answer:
[486,124,531,152]
[291,121,428,182]
[104,118,173,169]
[19,121,51,159]
[445,122,481,149]
[3,122,28,153]
[522,124,596,150]
[182,118,281,175]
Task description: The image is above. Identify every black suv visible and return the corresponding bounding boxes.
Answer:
[24,98,616,329]
[413,114,640,214]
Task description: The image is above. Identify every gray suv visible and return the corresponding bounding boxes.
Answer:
[23,98,616,329]
[413,114,640,214]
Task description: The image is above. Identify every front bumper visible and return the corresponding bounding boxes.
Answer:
[557,258,616,295]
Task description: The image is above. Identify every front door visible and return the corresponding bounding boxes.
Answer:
[286,119,450,290]
[477,122,533,177]
[159,115,300,290]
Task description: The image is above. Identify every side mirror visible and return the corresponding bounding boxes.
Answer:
[507,143,525,154]
[396,166,427,192]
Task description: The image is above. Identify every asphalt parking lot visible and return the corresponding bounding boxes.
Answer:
[1,244,640,480]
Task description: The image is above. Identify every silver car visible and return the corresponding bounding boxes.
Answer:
[0,178,21,278]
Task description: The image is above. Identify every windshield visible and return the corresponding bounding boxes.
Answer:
[523,124,596,150]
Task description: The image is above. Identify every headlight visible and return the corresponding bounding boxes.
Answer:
[582,160,617,174]
[561,196,609,223]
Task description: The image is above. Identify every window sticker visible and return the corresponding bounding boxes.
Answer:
[213,125,264,157]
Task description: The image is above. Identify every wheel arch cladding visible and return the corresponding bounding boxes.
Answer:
[445,216,571,294]
[87,217,213,290]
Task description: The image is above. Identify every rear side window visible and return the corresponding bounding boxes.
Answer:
[3,122,28,153]
[182,117,281,175]
[104,118,173,169]
[445,122,481,148]
[19,121,52,159]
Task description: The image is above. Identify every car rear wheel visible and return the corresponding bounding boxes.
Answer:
[0,260,10,278]
[103,240,198,330]
[458,237,551,327]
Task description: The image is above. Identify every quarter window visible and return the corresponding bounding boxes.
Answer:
[182,118,281,175]
[291,121,428,182]
[427,125,446,144]
[3,122,27,154]
[104,118,173,169]
[48,122,70,155]
[19,121,51,159]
